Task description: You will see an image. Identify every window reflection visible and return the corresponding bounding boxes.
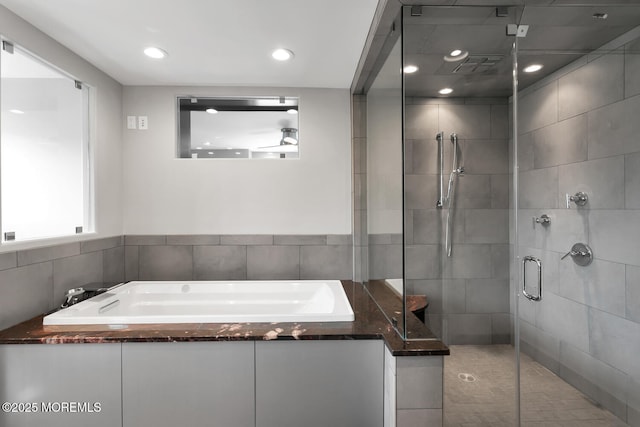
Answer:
[177,97,299,159]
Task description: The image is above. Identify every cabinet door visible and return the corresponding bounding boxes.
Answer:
[255,340,384,427]
[122,341,254,427]
[0,343,122,427]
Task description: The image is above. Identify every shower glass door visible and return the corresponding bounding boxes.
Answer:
[514,5,640,426]
[402,5,519,425]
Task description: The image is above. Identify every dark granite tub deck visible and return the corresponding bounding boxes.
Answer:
[0,281,448,357]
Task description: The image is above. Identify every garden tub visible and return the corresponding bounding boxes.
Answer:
[43,280,354,325]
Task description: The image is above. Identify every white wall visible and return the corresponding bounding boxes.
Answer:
[122,86,352,235]
[366,87,402,234]
[366,39,403,234]
[0,5,123,252]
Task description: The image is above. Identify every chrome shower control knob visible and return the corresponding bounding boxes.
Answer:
[534,214,551,226]
[566,191,588,208]
[561,243,593,266]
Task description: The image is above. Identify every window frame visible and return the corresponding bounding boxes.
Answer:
[0,39,94,244]
[176,95,300,160]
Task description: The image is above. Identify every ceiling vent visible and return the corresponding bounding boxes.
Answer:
[452,55,504,74]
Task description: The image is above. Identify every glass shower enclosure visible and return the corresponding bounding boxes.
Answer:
[363,3,640,426]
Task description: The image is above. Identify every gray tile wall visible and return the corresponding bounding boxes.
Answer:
[384,346,444,427]
[516,36,640,426]
[0,236,124,330]
[124,234,353,282]
[353,95,368,284]
[405,97,511,345]
[395,354,444,427]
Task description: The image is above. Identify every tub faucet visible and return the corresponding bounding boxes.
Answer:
[61,287,85,309]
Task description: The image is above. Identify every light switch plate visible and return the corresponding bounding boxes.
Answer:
[127,116,137,129]
[138,116,148,130]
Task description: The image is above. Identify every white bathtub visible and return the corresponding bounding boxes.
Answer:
[43,280,355,325]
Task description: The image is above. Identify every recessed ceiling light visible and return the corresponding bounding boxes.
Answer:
[287,109,298,115]
[196,146,202,150]
[439,88,453,95]
[204,142,211,146]
[9,109,24,114]
[208,152,214,155]
[272,48,294,61]
[403,65,419,74]
[444,50,469,62]
[205,108,218,114]
[524,64,543,73]
[226,147,233,150]
[143,47,168,59]
[235,152,241,155]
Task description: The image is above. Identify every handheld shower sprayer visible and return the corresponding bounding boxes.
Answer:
[445,133,463,204]
[449,133,464,177]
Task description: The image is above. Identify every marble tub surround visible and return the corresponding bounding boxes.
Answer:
[366,279,435,341]
[0,281,449,357]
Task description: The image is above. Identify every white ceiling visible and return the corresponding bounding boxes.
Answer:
[0,0,379,88]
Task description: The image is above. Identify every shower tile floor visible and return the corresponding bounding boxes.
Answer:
[444,345,628,427]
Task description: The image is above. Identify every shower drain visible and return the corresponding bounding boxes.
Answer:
[458,372,477,382]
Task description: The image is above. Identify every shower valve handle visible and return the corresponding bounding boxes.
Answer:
[534,214,551,225]
[561,250,587,259]
[566,192,588,208]
[561,243,593,266]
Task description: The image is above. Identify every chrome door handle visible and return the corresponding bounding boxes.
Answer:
[523,256,542,302]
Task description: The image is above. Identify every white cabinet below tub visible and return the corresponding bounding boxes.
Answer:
[0,343,122,427]
[122,341,255,427]
[0,340,385,427]
[255,340,384,427]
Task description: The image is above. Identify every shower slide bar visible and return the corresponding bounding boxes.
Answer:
[435,132,464,256]
[436,131,444,208]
